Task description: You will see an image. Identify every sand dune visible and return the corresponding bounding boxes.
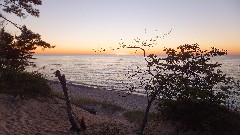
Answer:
[0,94,136,135]
[0,81,179,135]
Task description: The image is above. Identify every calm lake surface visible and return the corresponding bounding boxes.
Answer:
[29,54,240,95]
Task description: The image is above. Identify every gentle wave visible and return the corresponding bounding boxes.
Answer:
[28,54,240,94]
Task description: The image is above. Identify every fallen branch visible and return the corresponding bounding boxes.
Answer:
[55,70,81,132]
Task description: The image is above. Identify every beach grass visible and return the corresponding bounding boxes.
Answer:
[98,124,121,135]
[51,90,125,113]
[123,110,157,124]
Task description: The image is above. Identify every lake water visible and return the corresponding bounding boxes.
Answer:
[30,54,147,93]
[29,54,240,97]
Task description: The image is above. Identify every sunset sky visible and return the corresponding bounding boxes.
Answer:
[4,0,240,55]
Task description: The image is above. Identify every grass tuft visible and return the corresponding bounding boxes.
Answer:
[98,124,121,135]
[51,90,125,113]
[123,110,157,124]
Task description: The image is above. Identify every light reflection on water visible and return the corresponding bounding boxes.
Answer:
[29,54,147,92]
[28,54,240,96]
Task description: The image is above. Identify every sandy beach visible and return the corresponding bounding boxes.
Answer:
[0,94,137,135]
[49,81,156,111]
[0,81,178,135]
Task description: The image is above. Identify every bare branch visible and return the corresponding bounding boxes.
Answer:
[126,46,146,57]
[0,14,22,30]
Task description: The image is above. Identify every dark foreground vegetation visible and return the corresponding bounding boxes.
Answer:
[137,44,240,134]
[0,70,51,99]
[158,99,240,134]
[0,0,53,98]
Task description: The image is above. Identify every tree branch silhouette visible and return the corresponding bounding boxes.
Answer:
[0,0,55,71]
[93,29,172,56]
[0,14,22,30]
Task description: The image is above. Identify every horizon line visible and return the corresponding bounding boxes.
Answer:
[34,53,240,56]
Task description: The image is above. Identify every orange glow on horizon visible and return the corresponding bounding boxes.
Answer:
[35,43,240,55]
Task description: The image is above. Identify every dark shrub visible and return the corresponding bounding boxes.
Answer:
[157,99,240,134]
[0,70,51,99]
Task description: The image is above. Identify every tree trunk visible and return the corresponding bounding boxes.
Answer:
[55,70,80,132]
[140,96,155,135]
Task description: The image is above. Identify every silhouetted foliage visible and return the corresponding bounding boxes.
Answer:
[136,43,240,134]
[0,0,42,29]
[0,0,41,17]
[0,0,54,100]
[145,43,230,104]
[94,29,173,134]
[95,28,239,134]
[0,0,54,98]
[93,29,172,55]
[0,0,54,71]
[0,26,54,71]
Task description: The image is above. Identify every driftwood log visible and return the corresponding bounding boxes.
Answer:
[55,70,81,132]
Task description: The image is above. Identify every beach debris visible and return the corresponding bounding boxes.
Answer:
[55,70,81,132]
[81,106,97,115]
[80,116,87,133]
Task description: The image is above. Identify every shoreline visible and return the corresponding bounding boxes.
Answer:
[49,81,156,111]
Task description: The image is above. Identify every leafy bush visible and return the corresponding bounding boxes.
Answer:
[0,70,51,99]
[158,99,240,134]
[131,44,239,134]
[144,44,232,105]
[145,44,240,134]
